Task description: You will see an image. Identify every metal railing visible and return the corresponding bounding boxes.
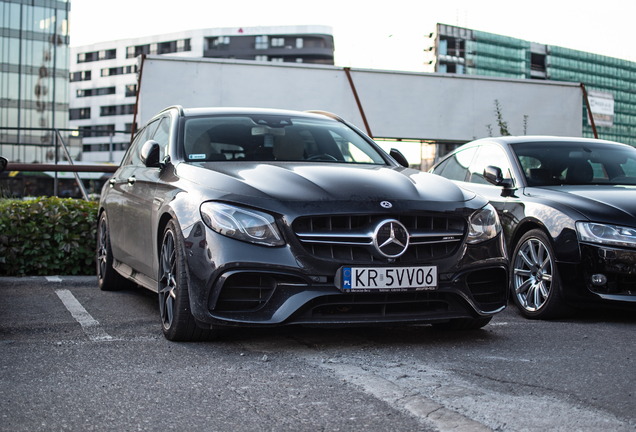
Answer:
[1,127,121,201]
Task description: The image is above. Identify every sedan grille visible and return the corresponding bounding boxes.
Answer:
[293,214,466,263]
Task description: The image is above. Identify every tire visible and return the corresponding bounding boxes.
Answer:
[432,316,492,331]
[159,220,219,342]
[510,229,570,319]
[96,212,135,291]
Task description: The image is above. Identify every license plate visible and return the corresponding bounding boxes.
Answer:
[339,266,437,291]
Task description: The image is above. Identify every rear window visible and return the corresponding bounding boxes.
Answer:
[182,115,386,164]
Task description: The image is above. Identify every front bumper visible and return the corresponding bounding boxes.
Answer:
[559,243,636,305]
[183,223,509,327]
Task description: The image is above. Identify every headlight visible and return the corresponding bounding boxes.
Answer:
[576,222,636,248]
[200,202,285,247]
[467,204,501,244]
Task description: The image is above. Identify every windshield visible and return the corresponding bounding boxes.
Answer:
[512,141,636,186]
[182,115,386,164]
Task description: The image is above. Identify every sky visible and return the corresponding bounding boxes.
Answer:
[69,0,636,72]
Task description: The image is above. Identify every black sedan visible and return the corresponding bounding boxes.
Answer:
[97,106,508,341]
[431,136,636,319]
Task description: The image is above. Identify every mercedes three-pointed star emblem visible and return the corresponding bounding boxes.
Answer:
[372,219,410,258]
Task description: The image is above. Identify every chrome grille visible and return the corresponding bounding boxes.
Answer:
[293,214,466,263]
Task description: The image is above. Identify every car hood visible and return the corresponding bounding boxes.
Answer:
[527,185,636,225]
[177,162,475,204]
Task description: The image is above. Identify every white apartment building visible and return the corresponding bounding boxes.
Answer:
[69,25,334,163]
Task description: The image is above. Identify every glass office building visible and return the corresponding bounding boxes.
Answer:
[0,0,70,163]
[435,24,636,146]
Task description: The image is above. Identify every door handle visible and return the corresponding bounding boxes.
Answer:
[127,176,136,185]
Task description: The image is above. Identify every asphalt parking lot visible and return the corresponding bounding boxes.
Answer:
[1,276,635,431]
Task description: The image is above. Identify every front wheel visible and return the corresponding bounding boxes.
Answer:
[510,229,570,319]
[159,220,218,342]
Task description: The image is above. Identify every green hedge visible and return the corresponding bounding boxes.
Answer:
[0,197,98,276]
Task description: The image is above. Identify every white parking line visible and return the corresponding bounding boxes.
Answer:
[55,289,112,341]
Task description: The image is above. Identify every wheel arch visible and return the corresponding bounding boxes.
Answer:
[508,219,545,256]
[509,217,580,263]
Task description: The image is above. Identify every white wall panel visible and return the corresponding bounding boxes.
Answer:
[138,56,582,141]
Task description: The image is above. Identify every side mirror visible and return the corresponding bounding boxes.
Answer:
[484,165,512,188]
[140,140,161,168]
[0,156,7,174]
[389,148,409,168]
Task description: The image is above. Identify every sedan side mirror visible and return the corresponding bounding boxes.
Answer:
[484,165,512,188]
[140,140,161,168]
[389,148,409,168]
[0,156,7,174]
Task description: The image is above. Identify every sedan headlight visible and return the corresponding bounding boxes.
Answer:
[200,202,285,247]
[576,222,636,248]
[467,204,501,244]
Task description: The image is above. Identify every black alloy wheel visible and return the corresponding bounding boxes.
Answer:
[96,212,135,291]
[159,220,218,341]
[511,229,570,319]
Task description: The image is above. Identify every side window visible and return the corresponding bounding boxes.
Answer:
[151,117,171,161]
[469,145,512,185]
[620,158,636,177]
[129,119,160,166]
[436,146,478,182]
[122,127,147,166]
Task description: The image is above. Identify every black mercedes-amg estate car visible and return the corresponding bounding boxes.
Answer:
[431,136,636,319]
[97,106,508,341]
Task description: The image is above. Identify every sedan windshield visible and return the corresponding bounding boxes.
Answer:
[512,141,636,186]
[182,115,386,164]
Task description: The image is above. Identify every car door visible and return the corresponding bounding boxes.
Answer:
[105,125,151,261]
[119,118,164,279]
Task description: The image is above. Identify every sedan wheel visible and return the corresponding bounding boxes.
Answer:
[159,220,218,341]
[511,229,569,319]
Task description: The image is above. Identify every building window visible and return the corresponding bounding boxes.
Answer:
[271,37,284,47]
[70,71,91,82]
[255,55,267,61]
[78,124,115,137]
[177,39,191,52]
[271,57,284,62]
[69,108,91,120]
[124,123,137,134]
[296,38,303,49]
[255,36,268,49]
[150,43,158,55]
[125,84,137,97]
[78,49,116,63]
[126,45,149,59]
[296,58,303,63]
[100,104,136,117]
[206,37,229,50]
[77,87,116,97]
[101,65,137,77]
